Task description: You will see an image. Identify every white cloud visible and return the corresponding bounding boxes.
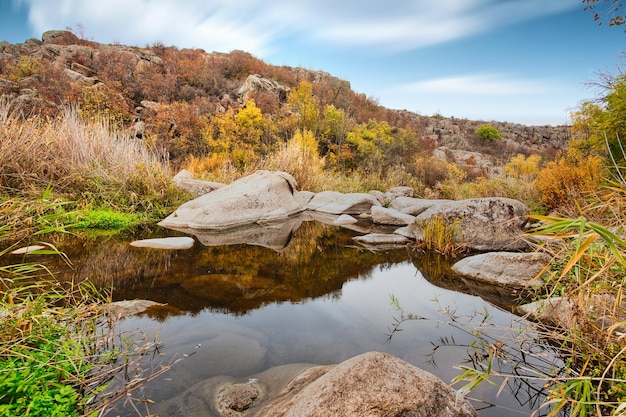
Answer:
[400,74,555,96]
[19,0,580,56]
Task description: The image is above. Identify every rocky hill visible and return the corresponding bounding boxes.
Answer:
[0,30,570,172]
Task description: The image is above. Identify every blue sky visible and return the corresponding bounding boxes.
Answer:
[0,0,624,126]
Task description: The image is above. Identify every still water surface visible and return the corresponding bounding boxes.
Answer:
[35,220,559,416]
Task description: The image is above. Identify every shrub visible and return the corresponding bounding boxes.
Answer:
[475,124,502,141]
[534,148,605,214]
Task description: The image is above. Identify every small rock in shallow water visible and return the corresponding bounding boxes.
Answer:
[130,236,195,249]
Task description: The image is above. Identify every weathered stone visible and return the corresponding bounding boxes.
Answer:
[452,251,550,287]
[159,170,304,230]
[237,74,290,104]
[41,30,79,45]
[172,169,225,196]
[518,294,626,336]
[371,205,415,226]
[104,299,164,318]
[406,197,530,251]
[307,191,381,215]
[517,297,577,329]
[353,233,410,250]
[389,197,449,216]
[334,214,358,225]
[257,351,476,417]
[217,382,263,416]
[129,236,195,250]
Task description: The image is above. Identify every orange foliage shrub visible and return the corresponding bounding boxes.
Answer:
[534,148,605,213]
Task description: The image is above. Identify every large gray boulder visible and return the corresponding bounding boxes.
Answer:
[406,197,530,251]
[257,351,476,417]
[158,170,304,230]
[452,252,550,287]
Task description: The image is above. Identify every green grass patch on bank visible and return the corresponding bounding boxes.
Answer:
[65,208,147,230]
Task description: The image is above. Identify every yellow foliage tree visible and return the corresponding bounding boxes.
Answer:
[288,80,320,133]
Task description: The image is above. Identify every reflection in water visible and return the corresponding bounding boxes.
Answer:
[3,219,563,416]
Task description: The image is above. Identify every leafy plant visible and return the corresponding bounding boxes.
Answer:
[474,124,502,141]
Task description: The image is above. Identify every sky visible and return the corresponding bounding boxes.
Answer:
[0,0,624,126]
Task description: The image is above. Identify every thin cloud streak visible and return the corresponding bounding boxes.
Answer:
[401,74,557,96]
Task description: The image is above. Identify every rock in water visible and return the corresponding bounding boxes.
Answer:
[406,197,530,251]
[257,351,477,417]
[452,251,550,287]
[158,170,304,230]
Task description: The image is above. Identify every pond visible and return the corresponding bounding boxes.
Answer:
[17,219,562,416]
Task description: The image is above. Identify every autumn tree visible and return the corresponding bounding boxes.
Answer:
[570,72,626,163]
[202,100,276,168]
[288,80,320,134]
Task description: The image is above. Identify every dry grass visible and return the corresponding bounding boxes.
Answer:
[0,99,171,203]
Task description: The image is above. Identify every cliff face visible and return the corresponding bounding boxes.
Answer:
[0,30,569,167]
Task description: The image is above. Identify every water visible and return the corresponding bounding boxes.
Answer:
[11,220,560,416]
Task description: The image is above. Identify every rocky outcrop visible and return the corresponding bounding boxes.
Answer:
[405,197,530,251]
[159,170,304,230]
[433,146,500,177]
[237,74,290,104]
[452,251,550,287]
[257,351,476,417]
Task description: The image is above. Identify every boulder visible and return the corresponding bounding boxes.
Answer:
[257,351,476,417]
[406,197,530,251]
[369,186,415,206]
[371,206,415,226]
[41,30,79,45]
[353,233,410,250]
[389,197,449,216]
[452,252,550,287]
[158,170,304,230]
[172,169,225,196]
[307,191,381,215]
